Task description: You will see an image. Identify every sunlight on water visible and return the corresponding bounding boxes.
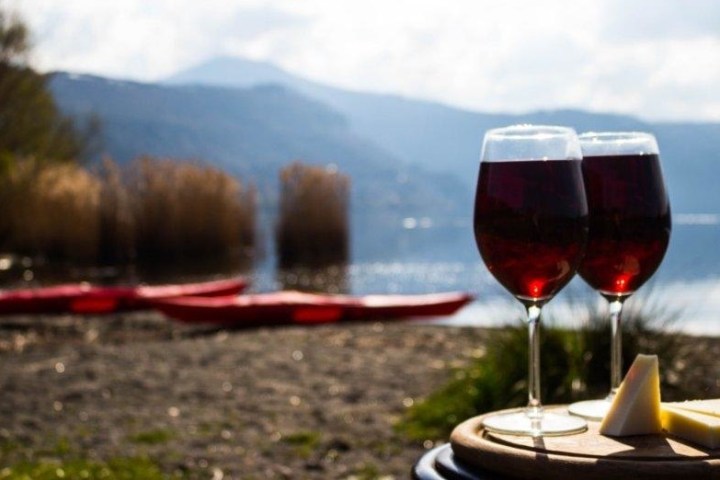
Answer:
[348,262,493,295]
[658,277,720,335]
[262,258,720,336]
[674,213,720,226]
[350,262,720,335]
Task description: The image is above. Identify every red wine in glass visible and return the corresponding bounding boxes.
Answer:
[474,125,588,436]
[474,160,588,305]
[579,153,671,297]
[568,134,671,421]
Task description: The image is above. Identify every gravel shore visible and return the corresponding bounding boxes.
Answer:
[0,313,490,479]
[1,312,719,479]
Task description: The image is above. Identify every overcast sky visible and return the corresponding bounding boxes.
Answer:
[9,0,720,121]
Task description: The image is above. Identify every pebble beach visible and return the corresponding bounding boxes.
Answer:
[0,313,490,479]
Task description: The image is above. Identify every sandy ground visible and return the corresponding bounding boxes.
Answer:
[0,313,490,479]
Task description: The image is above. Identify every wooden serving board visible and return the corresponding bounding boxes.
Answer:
[450,407,720,480]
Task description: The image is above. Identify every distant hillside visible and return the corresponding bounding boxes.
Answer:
[50,73,468,219]
[167,56,720,213]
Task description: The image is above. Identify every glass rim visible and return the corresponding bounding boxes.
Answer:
[485,124,578,140]
[481,124,582,161]
[578,131,659,155]
[578,131,656,143]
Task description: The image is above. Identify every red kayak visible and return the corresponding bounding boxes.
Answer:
[0,277,247,315]
[149,291,474,327]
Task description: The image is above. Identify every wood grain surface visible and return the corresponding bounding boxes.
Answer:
[450,407,720,480]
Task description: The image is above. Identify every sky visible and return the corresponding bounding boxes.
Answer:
[9,0,720,122]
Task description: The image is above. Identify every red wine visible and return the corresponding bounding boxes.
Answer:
[579,153,671,297]
[474,159,588,305]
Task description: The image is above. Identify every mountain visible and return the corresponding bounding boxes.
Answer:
[50,73,468,219]
[166,56,720,213]
[166,56,301,90]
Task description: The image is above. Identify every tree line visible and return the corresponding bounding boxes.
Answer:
[0,9,97,173]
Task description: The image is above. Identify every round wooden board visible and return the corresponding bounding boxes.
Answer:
[450,407,720,480]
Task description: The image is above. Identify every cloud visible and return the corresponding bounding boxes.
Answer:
[8,0,720,121]
[12,0,308,79]
[224,6,308,40]
[601,0,720,42]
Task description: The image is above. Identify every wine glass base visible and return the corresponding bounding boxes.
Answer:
[482,410,587,437]
[567,399,611,421]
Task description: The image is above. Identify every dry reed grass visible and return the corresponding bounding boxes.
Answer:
[0,157,256,266]
[276,162,350,268]
[1,160,101,262]
[98,158,135,264]
[127,157,256,263]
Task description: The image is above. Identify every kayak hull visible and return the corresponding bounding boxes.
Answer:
[150,291,474,327]
[0,278,248,315]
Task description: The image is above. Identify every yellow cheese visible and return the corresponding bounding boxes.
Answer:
[661,405,720,449]
[663,399,720,418]
[599,354,662,436]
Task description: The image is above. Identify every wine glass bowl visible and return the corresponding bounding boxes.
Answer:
[474,125,589,436]
[568,131,671,421]
[577,132,671,298]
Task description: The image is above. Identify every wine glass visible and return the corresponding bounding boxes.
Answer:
[474,125,589,436]
[568,132,672,421]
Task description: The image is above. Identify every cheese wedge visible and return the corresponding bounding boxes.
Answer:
[599,354,662,436]
[663,399,720,418]
[661,405,720,449]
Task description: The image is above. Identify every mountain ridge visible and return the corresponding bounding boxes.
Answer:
[48,57,720,220]
[165,56,720,213]
[50,72,469,220]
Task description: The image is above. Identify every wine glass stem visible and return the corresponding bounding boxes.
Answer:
[608,298,626,396]
[527,304,543,416]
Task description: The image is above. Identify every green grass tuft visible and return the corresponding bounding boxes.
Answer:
[281,431,322,458]
[350,462,383,480]
[0,457,182,480]
[396,323,575,441]
[396,295,683,441]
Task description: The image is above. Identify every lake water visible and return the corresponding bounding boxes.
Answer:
[2,212,718,336]
[251,213,720,336]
